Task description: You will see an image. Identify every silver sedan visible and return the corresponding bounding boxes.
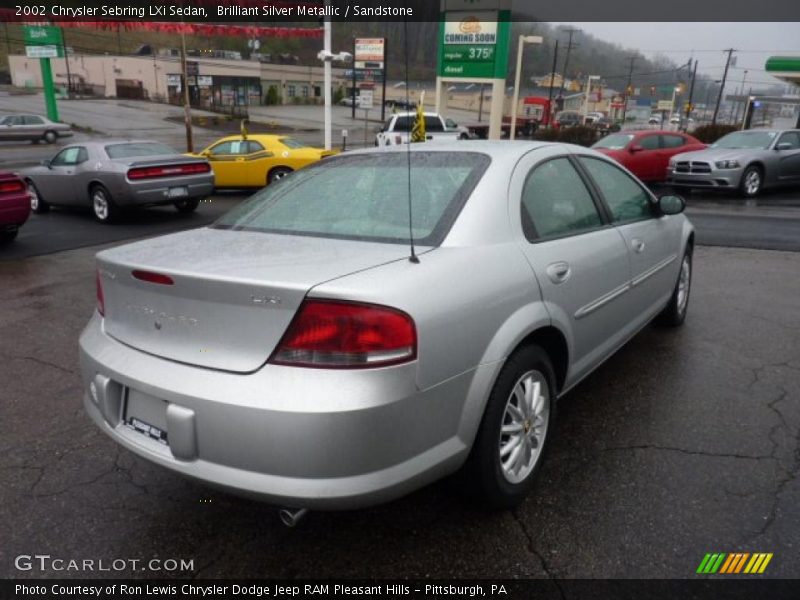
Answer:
[80,142,694,513]
[0,114,72,143]
[23,140,214,222]
[667,129,800,197]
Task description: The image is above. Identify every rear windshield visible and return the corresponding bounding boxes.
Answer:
[278,137,307,149]
[105,142,177,158]
[592,133,634,150]
[214,152,490,246]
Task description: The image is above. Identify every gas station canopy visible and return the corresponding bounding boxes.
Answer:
[765,56,800,86]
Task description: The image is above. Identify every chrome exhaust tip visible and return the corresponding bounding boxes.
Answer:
[278,507,308,527]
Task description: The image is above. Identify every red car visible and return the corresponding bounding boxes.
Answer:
[592,130,706,182]
[0,171,30,243]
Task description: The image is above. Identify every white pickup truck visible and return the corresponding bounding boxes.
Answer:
[375,112,469,146]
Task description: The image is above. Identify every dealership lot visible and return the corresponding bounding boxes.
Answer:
[1,236,798,578]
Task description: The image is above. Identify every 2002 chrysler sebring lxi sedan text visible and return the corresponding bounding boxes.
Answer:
[80,142,694,514]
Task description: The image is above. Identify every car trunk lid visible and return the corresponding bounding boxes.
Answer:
[97,227,415,372]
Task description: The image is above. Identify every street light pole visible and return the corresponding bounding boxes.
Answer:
[323,1,332,151]
[510,35,542,140]
[180,25,193,152]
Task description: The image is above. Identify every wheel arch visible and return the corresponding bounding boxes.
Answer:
[267,165,293,181]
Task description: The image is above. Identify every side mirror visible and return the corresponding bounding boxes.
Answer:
[658,194,685,216]
[775,142,793,151]
[629,144,644,153]
[40,159,51,168]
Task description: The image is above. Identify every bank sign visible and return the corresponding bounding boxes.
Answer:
[438,10,510,79]
[23,25,64,59]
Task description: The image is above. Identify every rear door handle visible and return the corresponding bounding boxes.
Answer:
[632,239,645,253]
[546,261,571,284]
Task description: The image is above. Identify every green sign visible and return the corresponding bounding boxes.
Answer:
[437,10,510,79]
[24,25,64,58]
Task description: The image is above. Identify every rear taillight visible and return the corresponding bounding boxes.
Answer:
[127,162,210,180]
[0,179,26,194]
[96,270,105,316]
[270,299,417,369]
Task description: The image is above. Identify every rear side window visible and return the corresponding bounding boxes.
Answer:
[579,157,654,223]
[23,116,44,125]
[521,158,602,241]
[214,152,490,246]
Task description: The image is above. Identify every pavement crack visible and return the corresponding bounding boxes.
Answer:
[510,509,566,598]
[14,355,76,375]
[600,445,773,460]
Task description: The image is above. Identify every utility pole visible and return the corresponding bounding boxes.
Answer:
[180,26,193,152]
[546,39,559,128]
[712,48,735,126]
[61,27,72,96]
[557,28,580,102]
[621,55,636,124]
[733,70,748,123]
[323,1,332,151]
[684,59,698,129]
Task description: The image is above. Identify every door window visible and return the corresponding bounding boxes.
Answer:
[424,116,444,132]
[638,135,660,150]
[521,158,603,241]
[23,116,44,125]
[50,147,88,166]
[209,140,250,155]
[777,131,800,149]
[393,116,413,132]
[579,157,654,223]
[660,134,686,148]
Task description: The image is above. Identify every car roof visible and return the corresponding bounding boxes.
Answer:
[345,140,559,161]
[216,134,287,142]
[61,140,178,151]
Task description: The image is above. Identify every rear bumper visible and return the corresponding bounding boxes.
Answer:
[0,192,31,228]
[117,175,214,207]
[79,313,481,509]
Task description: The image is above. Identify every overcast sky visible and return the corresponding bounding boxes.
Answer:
[551,23,800,89]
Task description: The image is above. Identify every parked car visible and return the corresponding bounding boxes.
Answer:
[384,99,417,110]
[189,134,337,188]
[648,114,662,125]
[0,114,72,144]
[0,171,30,243]
[376,112,467,146]
[339,96,369,108]
[667,129,800,197]
[592,117,622,136]
[592,130,706,182]
[23,140,214,223]
[554,111,582,128]
[80,142,694,513]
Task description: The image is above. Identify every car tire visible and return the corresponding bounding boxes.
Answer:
[28,181,50,213]
[43,130,57,144]
[466,344,556,509]
[656,245,692,327]
[739,165,763,198]
[174,198,200,213]
[0,229,18,243]
[90,185,118,224]
[268,167,292,184]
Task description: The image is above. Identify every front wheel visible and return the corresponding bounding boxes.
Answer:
[739,165,763,197]
[657,246,692,327]
[90,185,118,223]
[174,198,200,213]
[466,344,556,509]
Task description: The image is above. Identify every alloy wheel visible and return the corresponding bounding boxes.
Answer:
[93,190,109,221]
[499,370,550,484]
[744,170,761,196]
[677,254,691,316]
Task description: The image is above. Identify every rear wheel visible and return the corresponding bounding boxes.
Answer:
[43,130,57,144]
[0,229,18,243]
[90,185,118,223]
[739,165,763,197]
[268,167,292,184]
[174,198,200,213]
[28,181,50,213]
[466,344,556,509]
[657,245,692,327]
